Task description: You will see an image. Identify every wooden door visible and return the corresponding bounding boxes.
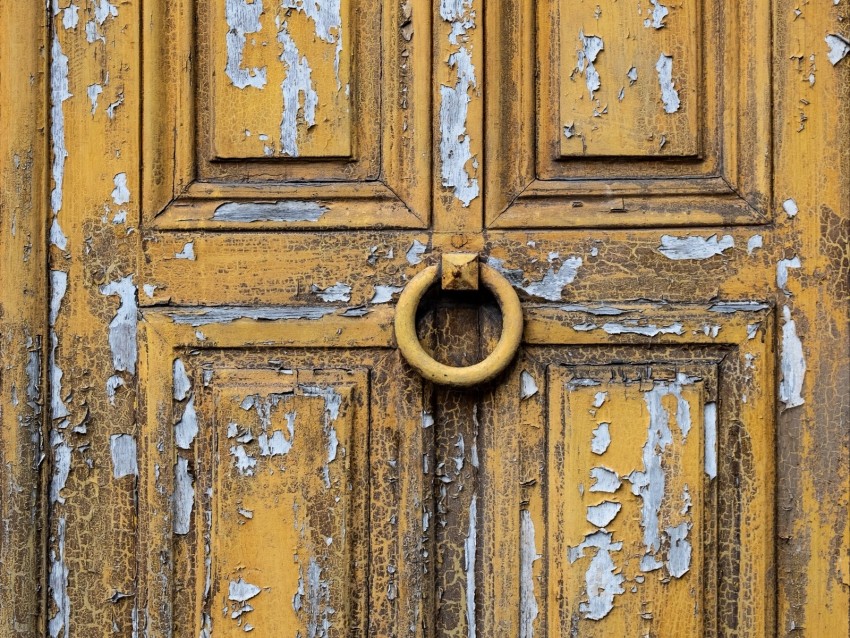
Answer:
[0,1,848,636]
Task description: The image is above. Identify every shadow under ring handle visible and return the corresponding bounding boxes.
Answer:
[394,263,524,387]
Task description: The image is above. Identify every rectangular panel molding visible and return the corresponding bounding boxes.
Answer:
[208,369,365,636]
[487,0,773,228]
[211,2,354,160]
[549,366,710,636]
[136,311,429,636]
[134,302,776,636]
[143,0,431,230]
[510,302,776,637]
[559,0,701,158]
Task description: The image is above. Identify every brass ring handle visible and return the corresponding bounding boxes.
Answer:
[394,263,524,387]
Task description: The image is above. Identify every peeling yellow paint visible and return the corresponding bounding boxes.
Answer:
[0,0,847,636]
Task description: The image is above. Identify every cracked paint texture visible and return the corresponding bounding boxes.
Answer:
[555,368,706,634]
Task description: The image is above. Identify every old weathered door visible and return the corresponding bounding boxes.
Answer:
[1,0,848,636]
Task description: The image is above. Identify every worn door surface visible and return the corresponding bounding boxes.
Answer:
[1,0,848,636]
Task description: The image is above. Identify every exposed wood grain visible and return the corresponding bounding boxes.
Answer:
[144,0,431,229]
[488,0,772,227]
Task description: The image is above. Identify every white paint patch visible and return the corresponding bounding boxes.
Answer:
[702,324,721,339]
[590,467,621,493]
[167,306,336,325]
[465,494,477,638]
[644,0,669,29]
[105,94,124,119]
[591,422,611,455]
[85,20,102,44]
[86,83,103,114]
[311,282,352,303]
[826,33,850,65]
[111,173,130,205]
[50,270,70,423]
[779,305,806,409]
[110,434,138,478]
[278,22,318,157]
[568,531,624,620]
[576,31,604,99]
[307,557,334,635]
[422,411,434,429]
[572,323,597,332]
[484,256,525,288]
[230,445,258,476]
[777,256,801,294]
[302,385,342,488]
[626,376,695,568]
[105,374,126,404]
[370,285,404,304]
[100,275,138,375]
[655,54,681,113]
[406,239,428,265]
[665,523,692,578]
[747,323,760,340]
[50,430,71,505]
[602,322,684,337]
[213,200,327,222]
[240,393,296,458]
[25,338,41,415]
[48,517,70,638]
[782,198,799,217]
[658,234,734,259]
[520,371,539,400]
[747,234,763,255]
[568,378,601,389]
[440,0,474,21]
[283,0,344,88]
[519,510,540,638]
[175,242,195,260]
[63,5,79,29]
[708,301,770,314]
[283,0,343,42]
[681,485,692,514]
[105,375,125,405]
[440,47,479,207]
[560,304,628,316]
[522,256,583,301]
[224,0,267,89]
[143,284,157,298]
[173,359,192,401]
[50,21,72,246]
[593,391,607,408]
[50,219,68,250]
[259,412,296,456]
[93,0,118,23]
[454,434,465,472]
[175,396,198,450]
[173,456,194,534]
[586,501,622,527]
[704,402,717,479]
[229,578,262,602]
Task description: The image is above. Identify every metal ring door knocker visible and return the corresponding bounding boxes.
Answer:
[394,253,524,387]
